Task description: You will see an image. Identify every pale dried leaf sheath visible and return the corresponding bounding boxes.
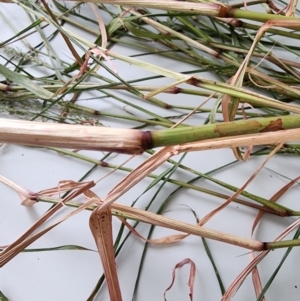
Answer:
[0,119,148,154]
[90,208,123,301]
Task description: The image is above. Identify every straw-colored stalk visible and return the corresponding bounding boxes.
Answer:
[1,116,300,154]
[7,190,300,252]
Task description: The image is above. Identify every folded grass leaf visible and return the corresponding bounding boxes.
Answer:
[90,206,122,301]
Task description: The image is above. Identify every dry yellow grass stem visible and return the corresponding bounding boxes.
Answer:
[0,173,263,255]
[95,199,264,251]
[0,118,146,154]
[1,118,300,154]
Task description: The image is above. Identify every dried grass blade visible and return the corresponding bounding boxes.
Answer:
[0,182,95,267]
[164,258,196,301]
[40,0,83,66]
[89,3,107,49]
[251,266,265,301]
[252,176,300,234]
[285,0,298,16]
[89,207,122,301]
[37,180,94,197]
[197,143,280,297]
[221,250,268,301]
[98,147,173,210]
[198,143,283,226]
[0,196,97,267]
[224,19,300,119]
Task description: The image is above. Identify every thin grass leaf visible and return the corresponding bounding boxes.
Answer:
[0,18,44,46]
[202,238,225,295]
[0,245,95,252]
[0,64,54,99]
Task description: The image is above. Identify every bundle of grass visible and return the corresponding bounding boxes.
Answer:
[1,1,300,300]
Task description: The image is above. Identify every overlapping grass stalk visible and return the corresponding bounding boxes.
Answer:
[1,0,300,301]
[1,114,300,153]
